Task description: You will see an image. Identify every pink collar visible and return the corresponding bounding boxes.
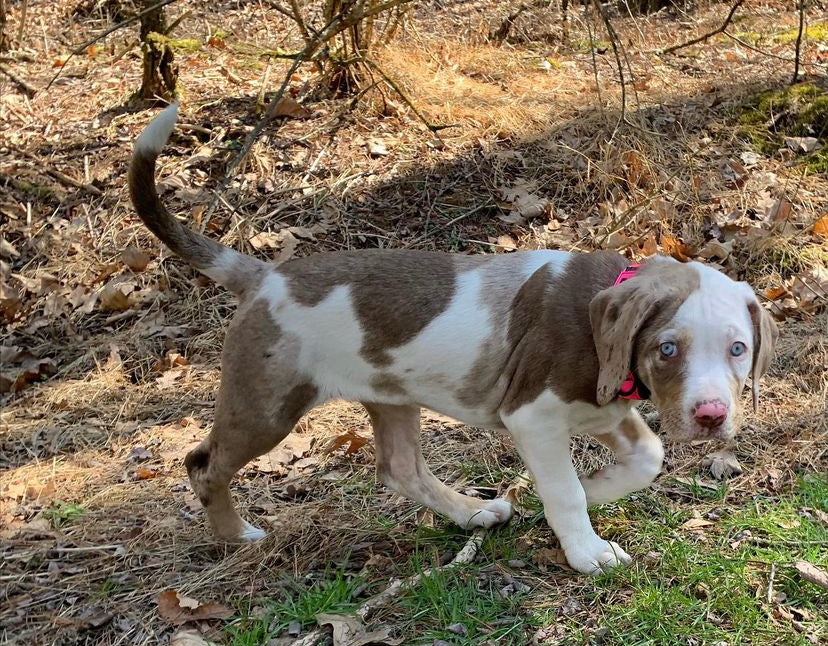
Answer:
[613,264,650,401]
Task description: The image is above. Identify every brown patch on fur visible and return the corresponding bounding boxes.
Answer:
[635,327,693,421]
[371,373,406,396]
[500,252,629,413]
[747,300,780,411]
[186,299,319,540]
[279,250,456,366]
[454,255,543,412]
[591,260,700,405]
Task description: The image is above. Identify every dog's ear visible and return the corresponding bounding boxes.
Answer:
[589,278,664,406]
[747,300,779,412]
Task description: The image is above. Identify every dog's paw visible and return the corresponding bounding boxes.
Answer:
[564,537,631,575]
[463,498,513,529]
[238,519,267,542]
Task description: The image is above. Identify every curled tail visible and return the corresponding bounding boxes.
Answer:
[128,103,265,295]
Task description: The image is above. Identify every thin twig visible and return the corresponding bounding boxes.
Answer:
[12,145,103,195]
[357,527,487,622]
[0,62,35,97]
[363,58,448,135]
[660,0,745,55]
[792,0,806,84]
[45,0,182,90]
[590,0,626,133]
[204,0,417,221]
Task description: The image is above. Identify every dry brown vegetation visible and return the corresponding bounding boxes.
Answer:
[1,1,827,645]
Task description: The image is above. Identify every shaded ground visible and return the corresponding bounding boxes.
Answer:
[1,1,827,644]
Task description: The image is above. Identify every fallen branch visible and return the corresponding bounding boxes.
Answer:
[358,527,487,622]
[0,62,35,97]
[794,560,828,590]
[287,526,488,646]
[12,146,103,195]
[660,0,745,55]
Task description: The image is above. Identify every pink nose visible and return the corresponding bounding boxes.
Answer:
[693,400,728,429]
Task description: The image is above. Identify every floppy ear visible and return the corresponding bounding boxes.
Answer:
[747,300,779,412]
[589,279,663,406]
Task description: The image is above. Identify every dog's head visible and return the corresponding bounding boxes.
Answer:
[590,258,778,441]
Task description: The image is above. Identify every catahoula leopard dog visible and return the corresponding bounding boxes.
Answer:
[128,103,778,574]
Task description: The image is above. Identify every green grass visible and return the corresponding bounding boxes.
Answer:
[400,564,527,645]
[224,569,363,645]
[226,476,827,644]
[577,474,828,646]
[42,500,86,529]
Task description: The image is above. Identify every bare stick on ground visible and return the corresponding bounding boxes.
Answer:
[791,0,806,84]
[660,0,745,55]
[287,527,489,646]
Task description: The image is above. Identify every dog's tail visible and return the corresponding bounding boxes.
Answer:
[128,102,265,295]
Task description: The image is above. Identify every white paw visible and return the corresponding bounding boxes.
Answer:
[462,498,513,529]
[239,519,267,542]
[564,537,631,575]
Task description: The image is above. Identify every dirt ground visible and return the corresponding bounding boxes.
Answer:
[1,1,827,645]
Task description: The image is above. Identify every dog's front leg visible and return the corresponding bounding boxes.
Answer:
[503,395,631,575]
[580,409,664,505]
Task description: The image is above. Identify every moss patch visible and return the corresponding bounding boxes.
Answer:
[774,21,828,44]
[737,82,828,171]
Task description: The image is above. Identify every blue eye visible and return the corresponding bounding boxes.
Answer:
[731,341,747,357]
[660,341,677,358]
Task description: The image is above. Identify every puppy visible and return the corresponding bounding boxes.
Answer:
[128,104,777,574]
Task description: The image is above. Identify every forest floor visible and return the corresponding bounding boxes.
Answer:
[1,0,827,644]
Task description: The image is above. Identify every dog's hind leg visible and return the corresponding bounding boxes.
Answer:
[580,409,664,505]
[185,301,320,542]
[365,403,513,530]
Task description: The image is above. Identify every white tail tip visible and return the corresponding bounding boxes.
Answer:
[134,101,180,156]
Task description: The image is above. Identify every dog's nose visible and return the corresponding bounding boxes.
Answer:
[693,400,727,429]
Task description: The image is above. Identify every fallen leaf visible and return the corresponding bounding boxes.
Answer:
[316,613,401,646]
[784,136,822,154]
[253,435,314,472]
[155,368,185,390]
[719,159,748,188]
[697,239,733,262]
[157,589,233,625]
[532,547,570,570]
[660,234,693,262]
[765,286,788,301]
[99,280,134,312]
[681,517,715,530]
[134,467,157,480]
[324,430,370,456]
[768,198,793,226]
[500,180,552,220]
[248,231,282,250]
[128,446,152,462]
[701,450,743,480]
[121,247,151,272]
[273,97,312,119]
[496,235,517,251]
[0,355,58,394]
[170,627,208,646]
[813,215,828,238]
[794,561,828,590]
[366,138,389,157]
